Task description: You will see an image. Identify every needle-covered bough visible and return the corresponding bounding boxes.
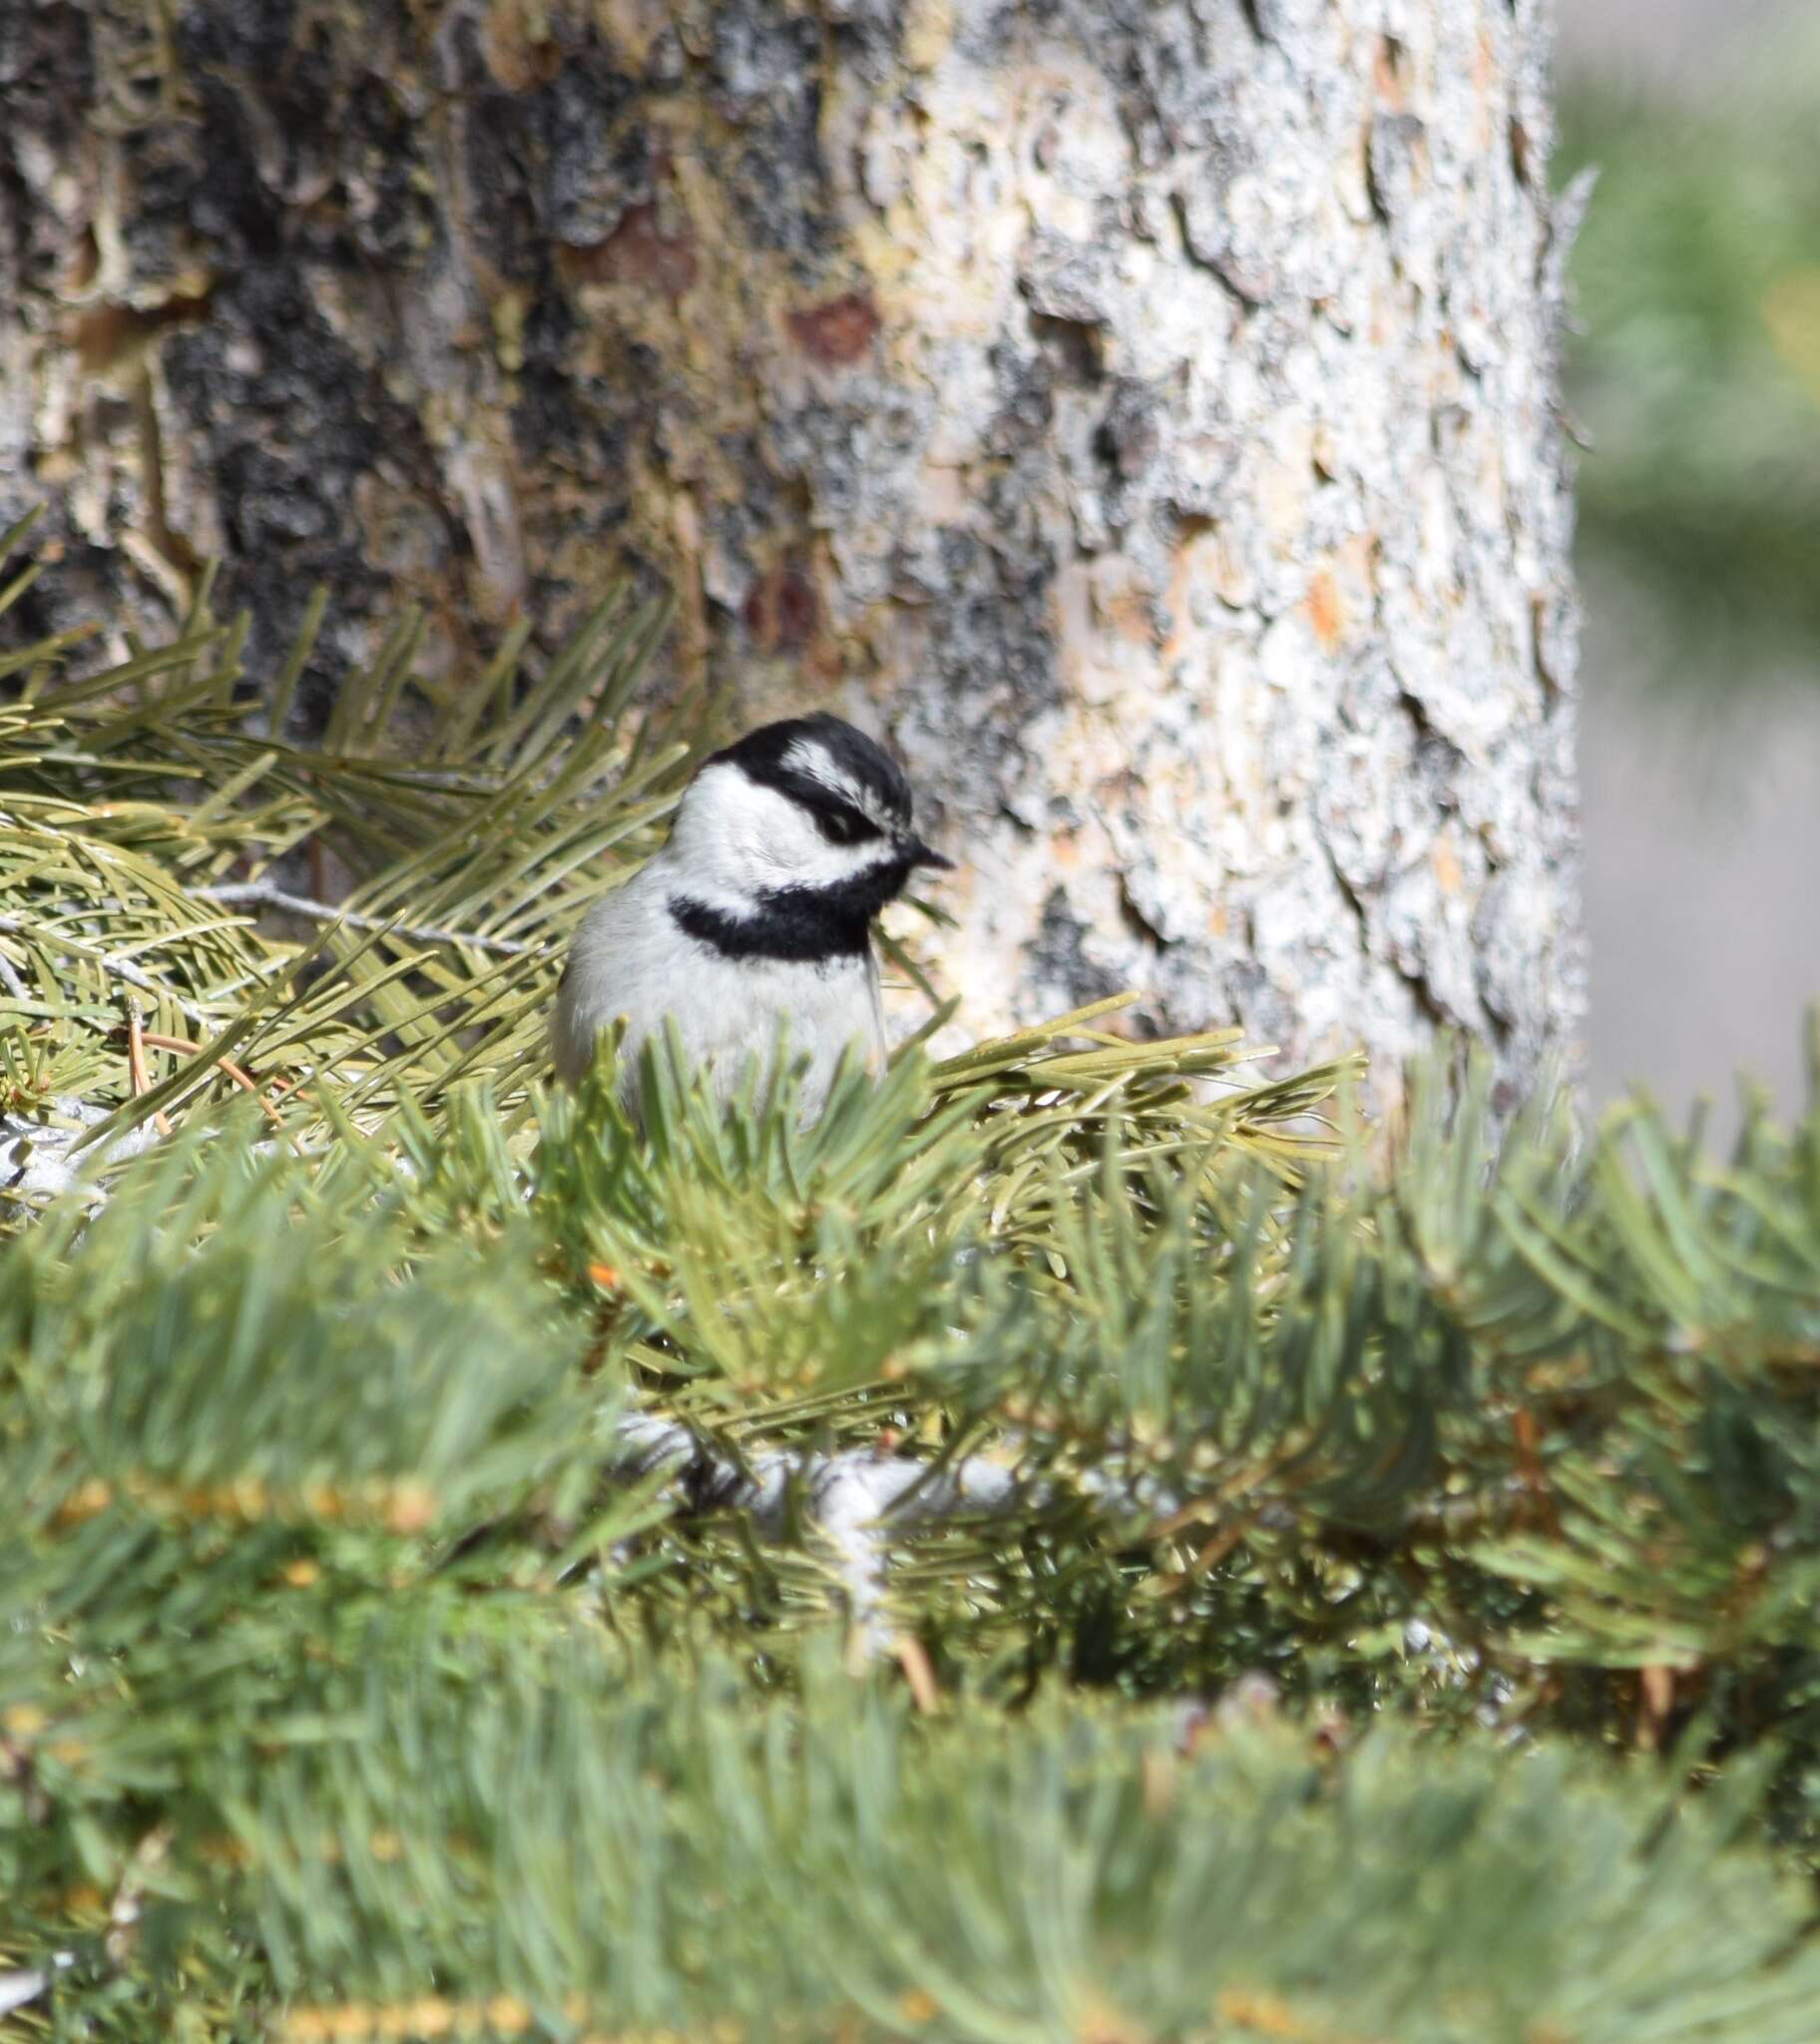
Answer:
[7,513,1820,2040]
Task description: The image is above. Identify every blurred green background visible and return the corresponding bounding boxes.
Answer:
[1559,0,1820,1128]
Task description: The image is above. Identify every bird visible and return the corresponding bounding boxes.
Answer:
[551,713,951,1118]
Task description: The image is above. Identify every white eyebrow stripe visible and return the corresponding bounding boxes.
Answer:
[779,739,843,788]
[781,740,870,814]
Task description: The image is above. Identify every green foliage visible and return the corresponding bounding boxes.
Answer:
[1561,42,1820,682]
[0,506,683,1156]
[6,536,1820,2034]
[15,1620,1820,2044]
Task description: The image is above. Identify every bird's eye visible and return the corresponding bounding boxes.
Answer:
[815,807,870,846]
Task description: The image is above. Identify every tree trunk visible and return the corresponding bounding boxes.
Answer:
[0,0,1586,1095]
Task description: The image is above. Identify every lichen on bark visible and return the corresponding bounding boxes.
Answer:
[0,0,1586,1096]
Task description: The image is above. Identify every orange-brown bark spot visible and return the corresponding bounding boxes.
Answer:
[69,281,214,374]
[786,290,882,366]
[599,0,674,68]
[561,205,697,298]
[1372,35,1407,108]
[1305,566,1344,653]
[1472,29,1497,150]
[743,563,820,654]
[1432,835,1463,895]
[480,0,560,90]
[65,224,101,293]
[1091,557,1155,644]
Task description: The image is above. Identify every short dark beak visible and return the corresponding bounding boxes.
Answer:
[901,834,953,872]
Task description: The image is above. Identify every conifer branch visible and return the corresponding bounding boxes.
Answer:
[0,911,216,1025]
[614,1412,1022,1651]
[7,530,1820,2031]
[188,880,537,956]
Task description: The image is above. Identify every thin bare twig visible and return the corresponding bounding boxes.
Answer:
[0,913,214,1025]
[0,945,29,1003]
[124,1000,173,1136]
[189,881,534,956]
[893,1634,941,1713]
[142,1030,287,1128]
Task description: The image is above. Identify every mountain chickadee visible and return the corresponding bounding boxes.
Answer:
[551,714,951,1114]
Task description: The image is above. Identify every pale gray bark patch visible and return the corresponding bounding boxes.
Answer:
[612,1408,1174,1655]
[0,0,1585,1100]
[0,1099,163,1209]
[614,1411,1025,1654]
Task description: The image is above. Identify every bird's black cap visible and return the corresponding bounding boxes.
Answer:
[707,713,916,831]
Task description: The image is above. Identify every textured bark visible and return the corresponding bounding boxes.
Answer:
[0,0,1586,1094]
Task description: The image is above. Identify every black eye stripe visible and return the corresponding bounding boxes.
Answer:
[811,802,880,846]
[770,773,886,842]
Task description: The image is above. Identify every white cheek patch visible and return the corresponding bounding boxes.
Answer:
[704,773,792,852]
[729,781,857,887]
[679,754,902,906]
